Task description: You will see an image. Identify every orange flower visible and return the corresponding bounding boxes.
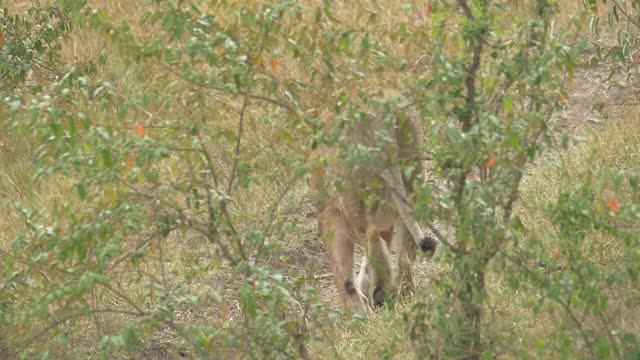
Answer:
[126,157,136,171]
[486,156,496,170]
[557,94,567,104]
[136,123,146,138]
[270,58,279,75]
[47,253,56,268]
[609,199,619,212]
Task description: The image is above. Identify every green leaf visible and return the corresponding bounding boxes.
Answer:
[101,149,114,169]
[613,170,625,190]
[504,95,513,114]
[241,286,257,318]
[628,172,638,189]
[76,182,88,200]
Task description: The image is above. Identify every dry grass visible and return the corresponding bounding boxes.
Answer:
[2,0,640,359]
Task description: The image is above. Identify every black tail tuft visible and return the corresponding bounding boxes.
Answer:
[372,287,385,308]
[419,236,437,256]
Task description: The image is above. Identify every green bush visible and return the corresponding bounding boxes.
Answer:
[1,0,638,359]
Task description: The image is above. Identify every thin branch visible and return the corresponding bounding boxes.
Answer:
[506,254,596,357]
[90,289,104,340]
[227,93,249,194]
[89,308,146,316]
[154,60,306,119]
[255,151,312,260]
[244,92,299,115]
[158,236,168,291]
[457,0,473,18]
[204,190,237,265]
[425,222,457,253]
[195,126,220,188]
[100,282,146,316]
[462,41,483,131]
[611,0,640,29]
[194,125,242,264]
[106,232,158,272]
[20,305,155,358]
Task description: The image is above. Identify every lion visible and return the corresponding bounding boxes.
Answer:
[309,105,437,313]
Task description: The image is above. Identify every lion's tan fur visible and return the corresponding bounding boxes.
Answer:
[309,107,429,313]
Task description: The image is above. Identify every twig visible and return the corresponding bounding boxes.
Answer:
[227,94,249,194]
[611,0,640,29]
[457,0,473,18]
[506,254,596,357]
[379,168,458,253]
[106,232,158,272]
[100,282,146,316]
[158,236,168,290]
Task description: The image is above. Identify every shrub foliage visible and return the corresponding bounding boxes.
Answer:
[1,0,639,358]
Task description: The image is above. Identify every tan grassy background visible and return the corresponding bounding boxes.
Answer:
[1,0,639,358]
